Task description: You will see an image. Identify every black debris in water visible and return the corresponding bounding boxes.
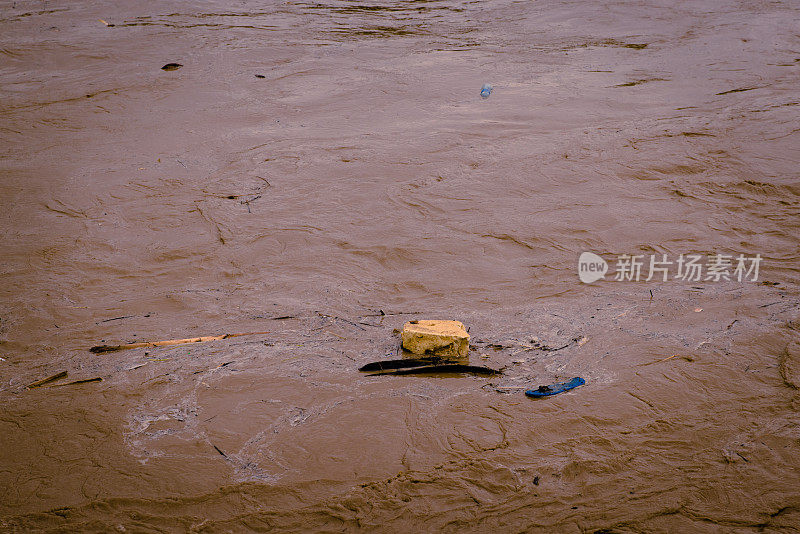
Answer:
[369,364,501,376]
[359,357,456,372]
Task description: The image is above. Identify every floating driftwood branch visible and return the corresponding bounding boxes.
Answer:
[90,331,270,354]
[52,377,103,387]
[28,371,68,388]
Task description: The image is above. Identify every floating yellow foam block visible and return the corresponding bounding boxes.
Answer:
[400,320,470,358]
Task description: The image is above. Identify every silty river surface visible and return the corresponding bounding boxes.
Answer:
[1,0,799,531]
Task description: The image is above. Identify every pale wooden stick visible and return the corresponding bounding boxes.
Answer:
[49,377,103,387]
[28,371,68,388]
[638,354,679,366]
[90,331,270,354]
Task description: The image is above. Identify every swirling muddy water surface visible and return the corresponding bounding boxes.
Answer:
[1,0,799,531]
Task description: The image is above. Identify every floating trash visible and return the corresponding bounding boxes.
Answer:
[369,364,500,377]
[400,319,470,358]
[525,377,585,398]
[359,357,457,372]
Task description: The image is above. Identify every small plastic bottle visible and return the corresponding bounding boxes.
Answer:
[480,83,493,98]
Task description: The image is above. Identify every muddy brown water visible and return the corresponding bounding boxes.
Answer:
[1,0,799,531]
